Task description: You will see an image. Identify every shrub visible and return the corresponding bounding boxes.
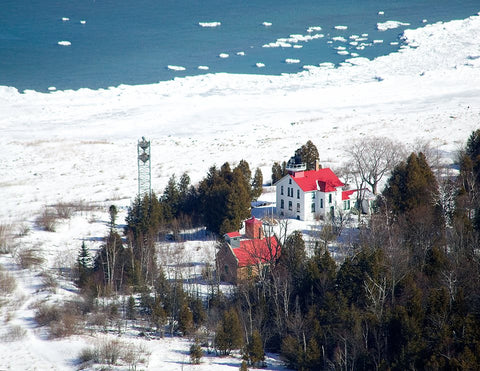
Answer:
[16,248,44,269]
[53,202,74,219]
[0,268,17,295]
[34,303,62,326]
[0,325,26,342]
[35,207,57,232]
[0,224,12,254]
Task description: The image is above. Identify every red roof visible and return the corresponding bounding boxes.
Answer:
[342,189,356,200]
[233,237,280,267]
[291,168,344,192]
[226,231,241,238]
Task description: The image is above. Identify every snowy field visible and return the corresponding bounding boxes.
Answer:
[1,14,480,370]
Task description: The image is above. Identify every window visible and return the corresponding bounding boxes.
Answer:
[297,203,300,212]
[329,194,332,204]
[297,189,300,199]
[320,199,323,208]
[289,179,292,185]
[348,200,351,209]
[312,192,316,199]
[281,185,284,195]
[343,201,347,210]
[281,199,284,209]
[224,265,229,274]
[247,266,253,277]
[288,201,292,211]
[311,203,315,212]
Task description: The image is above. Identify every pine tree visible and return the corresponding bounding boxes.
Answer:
[126,295,136,320]
[190,341,203,364]
[215,308,244,355]
[251,168,263,200]
[297,140,320,170]
[178,304,194,335]
[245,329,265,367]
[108,205,117,230]
[77,241,92,289]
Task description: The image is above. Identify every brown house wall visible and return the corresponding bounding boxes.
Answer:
[216,243,239,284]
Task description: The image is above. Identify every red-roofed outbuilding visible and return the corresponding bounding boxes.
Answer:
[217,220,280,284]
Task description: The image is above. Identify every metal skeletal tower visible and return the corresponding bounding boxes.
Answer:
[137,137,151,197]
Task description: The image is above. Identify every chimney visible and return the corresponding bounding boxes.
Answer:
[314,159,320,171]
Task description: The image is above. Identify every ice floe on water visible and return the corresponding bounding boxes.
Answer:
[332,36,347,42]
[47,87,56,91]
[350,52,359,57]
[255,62,265,68]
[57,41,71,46]
[218,53,229,58]
[334,25,348,30]
[337,50,349,55]
[307,26,322,33]
[293,45,303,49]
[262,22,272,27]
[423,19,428,23]
[263,33,323,48]
[378,11,385,15]
[377,20,411,31]
[80,20,86,25]
[236,51,245,56]
[373,39,384,44]
[197,66,209,70]
[61,17,69,21]
[285,59,300,64]
[167,65,186,71]
[198,22,221,28]
[362,33,369,37]
[390,41,399,45]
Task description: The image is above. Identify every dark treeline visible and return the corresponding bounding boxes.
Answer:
[75,133,480,369]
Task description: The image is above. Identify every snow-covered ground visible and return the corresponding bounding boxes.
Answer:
[1,13,480,369]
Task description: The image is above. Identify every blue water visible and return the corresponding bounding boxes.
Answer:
[0,0,478,92]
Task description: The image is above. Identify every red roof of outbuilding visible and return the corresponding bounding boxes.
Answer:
[342,189,356,200]
[226,231,241,238]
[291,168,344,192]
[232,236,280,267]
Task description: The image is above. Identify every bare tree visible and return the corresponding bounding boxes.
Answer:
[346,137,405,195]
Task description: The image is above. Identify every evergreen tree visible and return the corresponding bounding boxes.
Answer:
[108,204,117,230]
[76,241,92,289]
[126,295,136,320]
[244,329,265,367]
[190,341,203,364]
[383,152,438,215]
[215,308,244,355]
[178,304,194,335]
[296,140,320,170]
[251,168,263,200]
[271,162,287,184]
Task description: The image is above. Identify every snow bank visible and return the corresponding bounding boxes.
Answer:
[198,21,221,27]
[377,20,411,31]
